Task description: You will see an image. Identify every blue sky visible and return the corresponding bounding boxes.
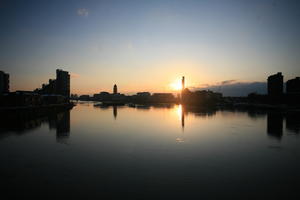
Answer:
[0,0,299,94]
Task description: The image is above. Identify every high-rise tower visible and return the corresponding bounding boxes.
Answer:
[181,76,185,102]
[56,69,70,97]
[0,71,9,94]
[113,84,118,94]
[267,72,283,97]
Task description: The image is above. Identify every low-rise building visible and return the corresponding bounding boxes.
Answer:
[151,93,175,103]
[35,69,70,98]
[137,92,151,97]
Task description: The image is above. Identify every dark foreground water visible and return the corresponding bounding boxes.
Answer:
[1,102,300,199]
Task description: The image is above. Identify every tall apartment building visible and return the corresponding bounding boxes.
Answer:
[267,72,283,97]
[0,71,9,94]
[286,77,300,94]
[56,69,70,97]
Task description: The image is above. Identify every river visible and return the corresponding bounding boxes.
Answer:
[1,101,300,199]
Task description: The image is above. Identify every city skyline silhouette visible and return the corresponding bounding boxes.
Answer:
[1,1,300,199]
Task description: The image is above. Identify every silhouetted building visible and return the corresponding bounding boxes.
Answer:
[181,76,185,100]
[181,88,222,106]
[180,76,222,106]
[56,69,70,97]
[151,93,175,103]
[0,71,9,94]
[0,91,42,107]
[113,84,118,94]
[286,77,300,94]
[94,91,111,101]
[35,69,70,98]
[267,72,283,97]
[79,95,90,101]
[129,92,151,103]
[0,90,69,107]
[70,94,78,100]
[137,92,151,97]
[41,79,57,94]
[111,93,126,101]
[286,77,300,105]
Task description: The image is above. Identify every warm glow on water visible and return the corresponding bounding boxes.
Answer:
[175,104,182,121]
[1,102,300,198]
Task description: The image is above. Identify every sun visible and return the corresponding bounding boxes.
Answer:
[170,80,182,91]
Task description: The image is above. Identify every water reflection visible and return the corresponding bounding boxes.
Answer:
[136,105,151,109]
[286,113,300,134]
[1,103,300,199]
[175,105,218,142]
[175,105,185,142]
[267,112,283,140]
[0,110,71,143]
[181,106,185,130]
[94,104,122,119]
[178,105,216,126]
[113,106,117,119]
[180,106,300,141]
[49,111,71,144]
[179,105,217,123]
[265,111,300,140]
[2,103,299,144]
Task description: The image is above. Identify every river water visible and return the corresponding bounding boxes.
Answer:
[1,102,300,199]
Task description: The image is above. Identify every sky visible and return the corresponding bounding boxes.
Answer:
[0,0,299,95]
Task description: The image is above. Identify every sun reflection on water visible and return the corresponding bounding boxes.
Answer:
[174,104,185,142]
[176,104,182,121]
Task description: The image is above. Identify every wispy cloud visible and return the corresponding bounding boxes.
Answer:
[77,8,89,17]
[192,80,238,89]
[221,80,236,85]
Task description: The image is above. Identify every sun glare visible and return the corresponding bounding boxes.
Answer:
[170,80,182,91]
